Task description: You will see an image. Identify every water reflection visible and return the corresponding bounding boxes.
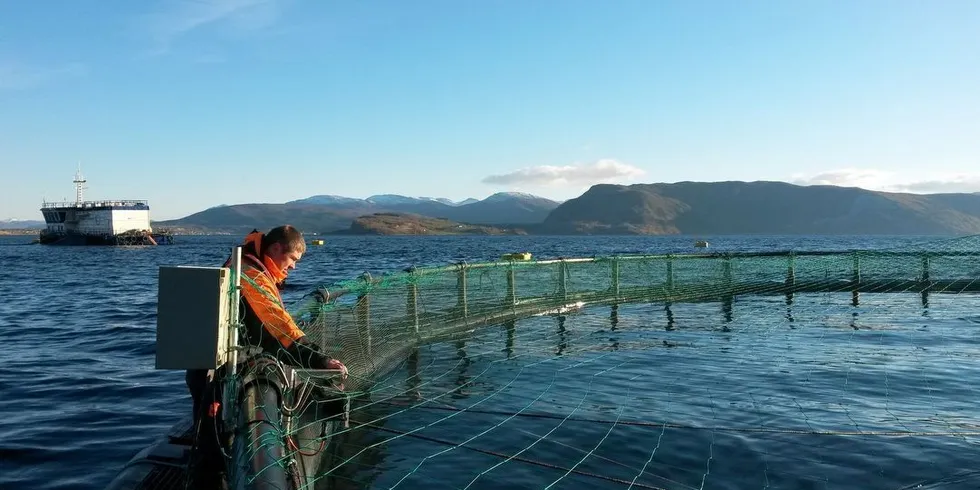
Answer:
[609,304,620,351]
[556,315,568,356]
[664,302,675,331]
[504,319,515,359]
[722,295,733,328]
[405,347,420,401]
[453,339,472,398]
[785,293,795,325]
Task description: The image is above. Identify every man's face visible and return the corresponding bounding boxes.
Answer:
[267,243,303,275]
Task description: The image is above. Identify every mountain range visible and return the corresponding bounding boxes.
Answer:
[22,181,980,236]
[157,192,561,233]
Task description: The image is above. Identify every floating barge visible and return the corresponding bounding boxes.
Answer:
[38,169,174,246]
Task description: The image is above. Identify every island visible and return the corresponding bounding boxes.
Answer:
[331,213,528,235]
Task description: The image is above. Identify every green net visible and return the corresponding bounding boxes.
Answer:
[213,235,980,489]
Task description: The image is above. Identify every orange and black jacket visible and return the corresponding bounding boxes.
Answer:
[225,230,332,369]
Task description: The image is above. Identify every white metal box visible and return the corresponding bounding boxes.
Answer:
[155,266,232,369]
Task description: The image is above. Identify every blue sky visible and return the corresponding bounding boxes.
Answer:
[1,1,978,220]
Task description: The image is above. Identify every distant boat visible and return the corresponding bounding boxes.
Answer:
[694,240,709,248]
[38,168,174,246]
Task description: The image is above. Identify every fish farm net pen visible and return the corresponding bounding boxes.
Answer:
[162,234,980,490]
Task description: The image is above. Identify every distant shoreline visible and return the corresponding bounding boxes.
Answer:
[0,229,40,236]
[0,228,234,237]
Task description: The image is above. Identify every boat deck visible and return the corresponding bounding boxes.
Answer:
[105,417,196,490]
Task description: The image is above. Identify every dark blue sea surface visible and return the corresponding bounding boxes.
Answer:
[2,233,980,490]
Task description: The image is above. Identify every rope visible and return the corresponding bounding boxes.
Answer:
[378,400,980,438]
[357,422,675,490]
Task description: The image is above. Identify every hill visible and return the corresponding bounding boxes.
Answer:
[332,213,527,235]
[450,192,559,224]
[162,192,560,232]
[154,203,357,234]
[540,181,980,235]
[0,219,44,230]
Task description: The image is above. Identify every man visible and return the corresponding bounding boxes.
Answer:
[226,225,348,374]
[184,225,347,487]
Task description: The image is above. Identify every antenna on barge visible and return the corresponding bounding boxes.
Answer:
[73,163,86,204]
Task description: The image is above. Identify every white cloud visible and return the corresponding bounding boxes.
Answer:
[138,0,282,55]
[0,61,87,91]
[789,168,896,190]
[790,168,980,194]
[482,159,645,186]
[893,175,980,194]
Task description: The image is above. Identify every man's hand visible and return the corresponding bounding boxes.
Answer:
[296,337,347,380]
[326,358,348,379]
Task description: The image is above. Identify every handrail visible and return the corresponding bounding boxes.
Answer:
[41,199,149,209]
[297,249,980,301]
[294,247,980,333]
[413,250,980,273]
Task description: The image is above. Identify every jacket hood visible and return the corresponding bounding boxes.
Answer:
[242,229,263,258]
[241,229,287,284]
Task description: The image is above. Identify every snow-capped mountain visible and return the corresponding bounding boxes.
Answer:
[366,194,438,206]
[290,194,484,207]
[287,195,369,207]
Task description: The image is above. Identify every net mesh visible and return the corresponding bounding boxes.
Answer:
[213,235,980,490]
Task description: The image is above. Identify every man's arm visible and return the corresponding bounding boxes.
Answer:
[241,269,342,371]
